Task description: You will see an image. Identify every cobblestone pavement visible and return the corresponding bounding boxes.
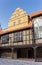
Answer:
[0,58,42,65]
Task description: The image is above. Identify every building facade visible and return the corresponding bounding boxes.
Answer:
[0,8,42,61]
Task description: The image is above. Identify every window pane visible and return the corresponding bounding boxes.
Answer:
[13,31,23,42]
[1,34,9,44]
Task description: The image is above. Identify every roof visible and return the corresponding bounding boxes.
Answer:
[0,21,32,35]
[0,29,3,34]
[29,10,42,17]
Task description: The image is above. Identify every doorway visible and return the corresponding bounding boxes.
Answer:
[17,48,34,59]
[28,48,34,58]
[17,48,28,58]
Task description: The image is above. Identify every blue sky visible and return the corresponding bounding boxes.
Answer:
[0,0,42,29]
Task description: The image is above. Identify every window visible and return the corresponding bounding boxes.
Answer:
[14,22,16,26]
[13,32,23,42]
[34,18,42,39]
[1,34,9,44]
[18,20,21,24]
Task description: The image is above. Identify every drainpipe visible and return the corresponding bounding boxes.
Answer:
[32,23,37,62]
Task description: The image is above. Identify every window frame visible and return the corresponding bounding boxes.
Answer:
[1,34,9,44]
[13,31,23,43]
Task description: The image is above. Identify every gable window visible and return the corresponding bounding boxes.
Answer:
[13,32,23,42]
[14,22,16,26]
[18,20,21,24]
[1,34,9,44]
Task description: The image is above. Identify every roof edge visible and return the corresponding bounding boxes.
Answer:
[29,10,42,17]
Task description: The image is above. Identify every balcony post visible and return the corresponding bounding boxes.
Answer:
[33,46,37,62]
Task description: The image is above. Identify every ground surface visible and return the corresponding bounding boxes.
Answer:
[0,58,42,65]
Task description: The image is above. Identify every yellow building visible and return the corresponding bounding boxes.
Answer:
[0,8,42,61]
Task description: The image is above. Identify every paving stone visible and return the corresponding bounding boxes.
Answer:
[0,58,42,65]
